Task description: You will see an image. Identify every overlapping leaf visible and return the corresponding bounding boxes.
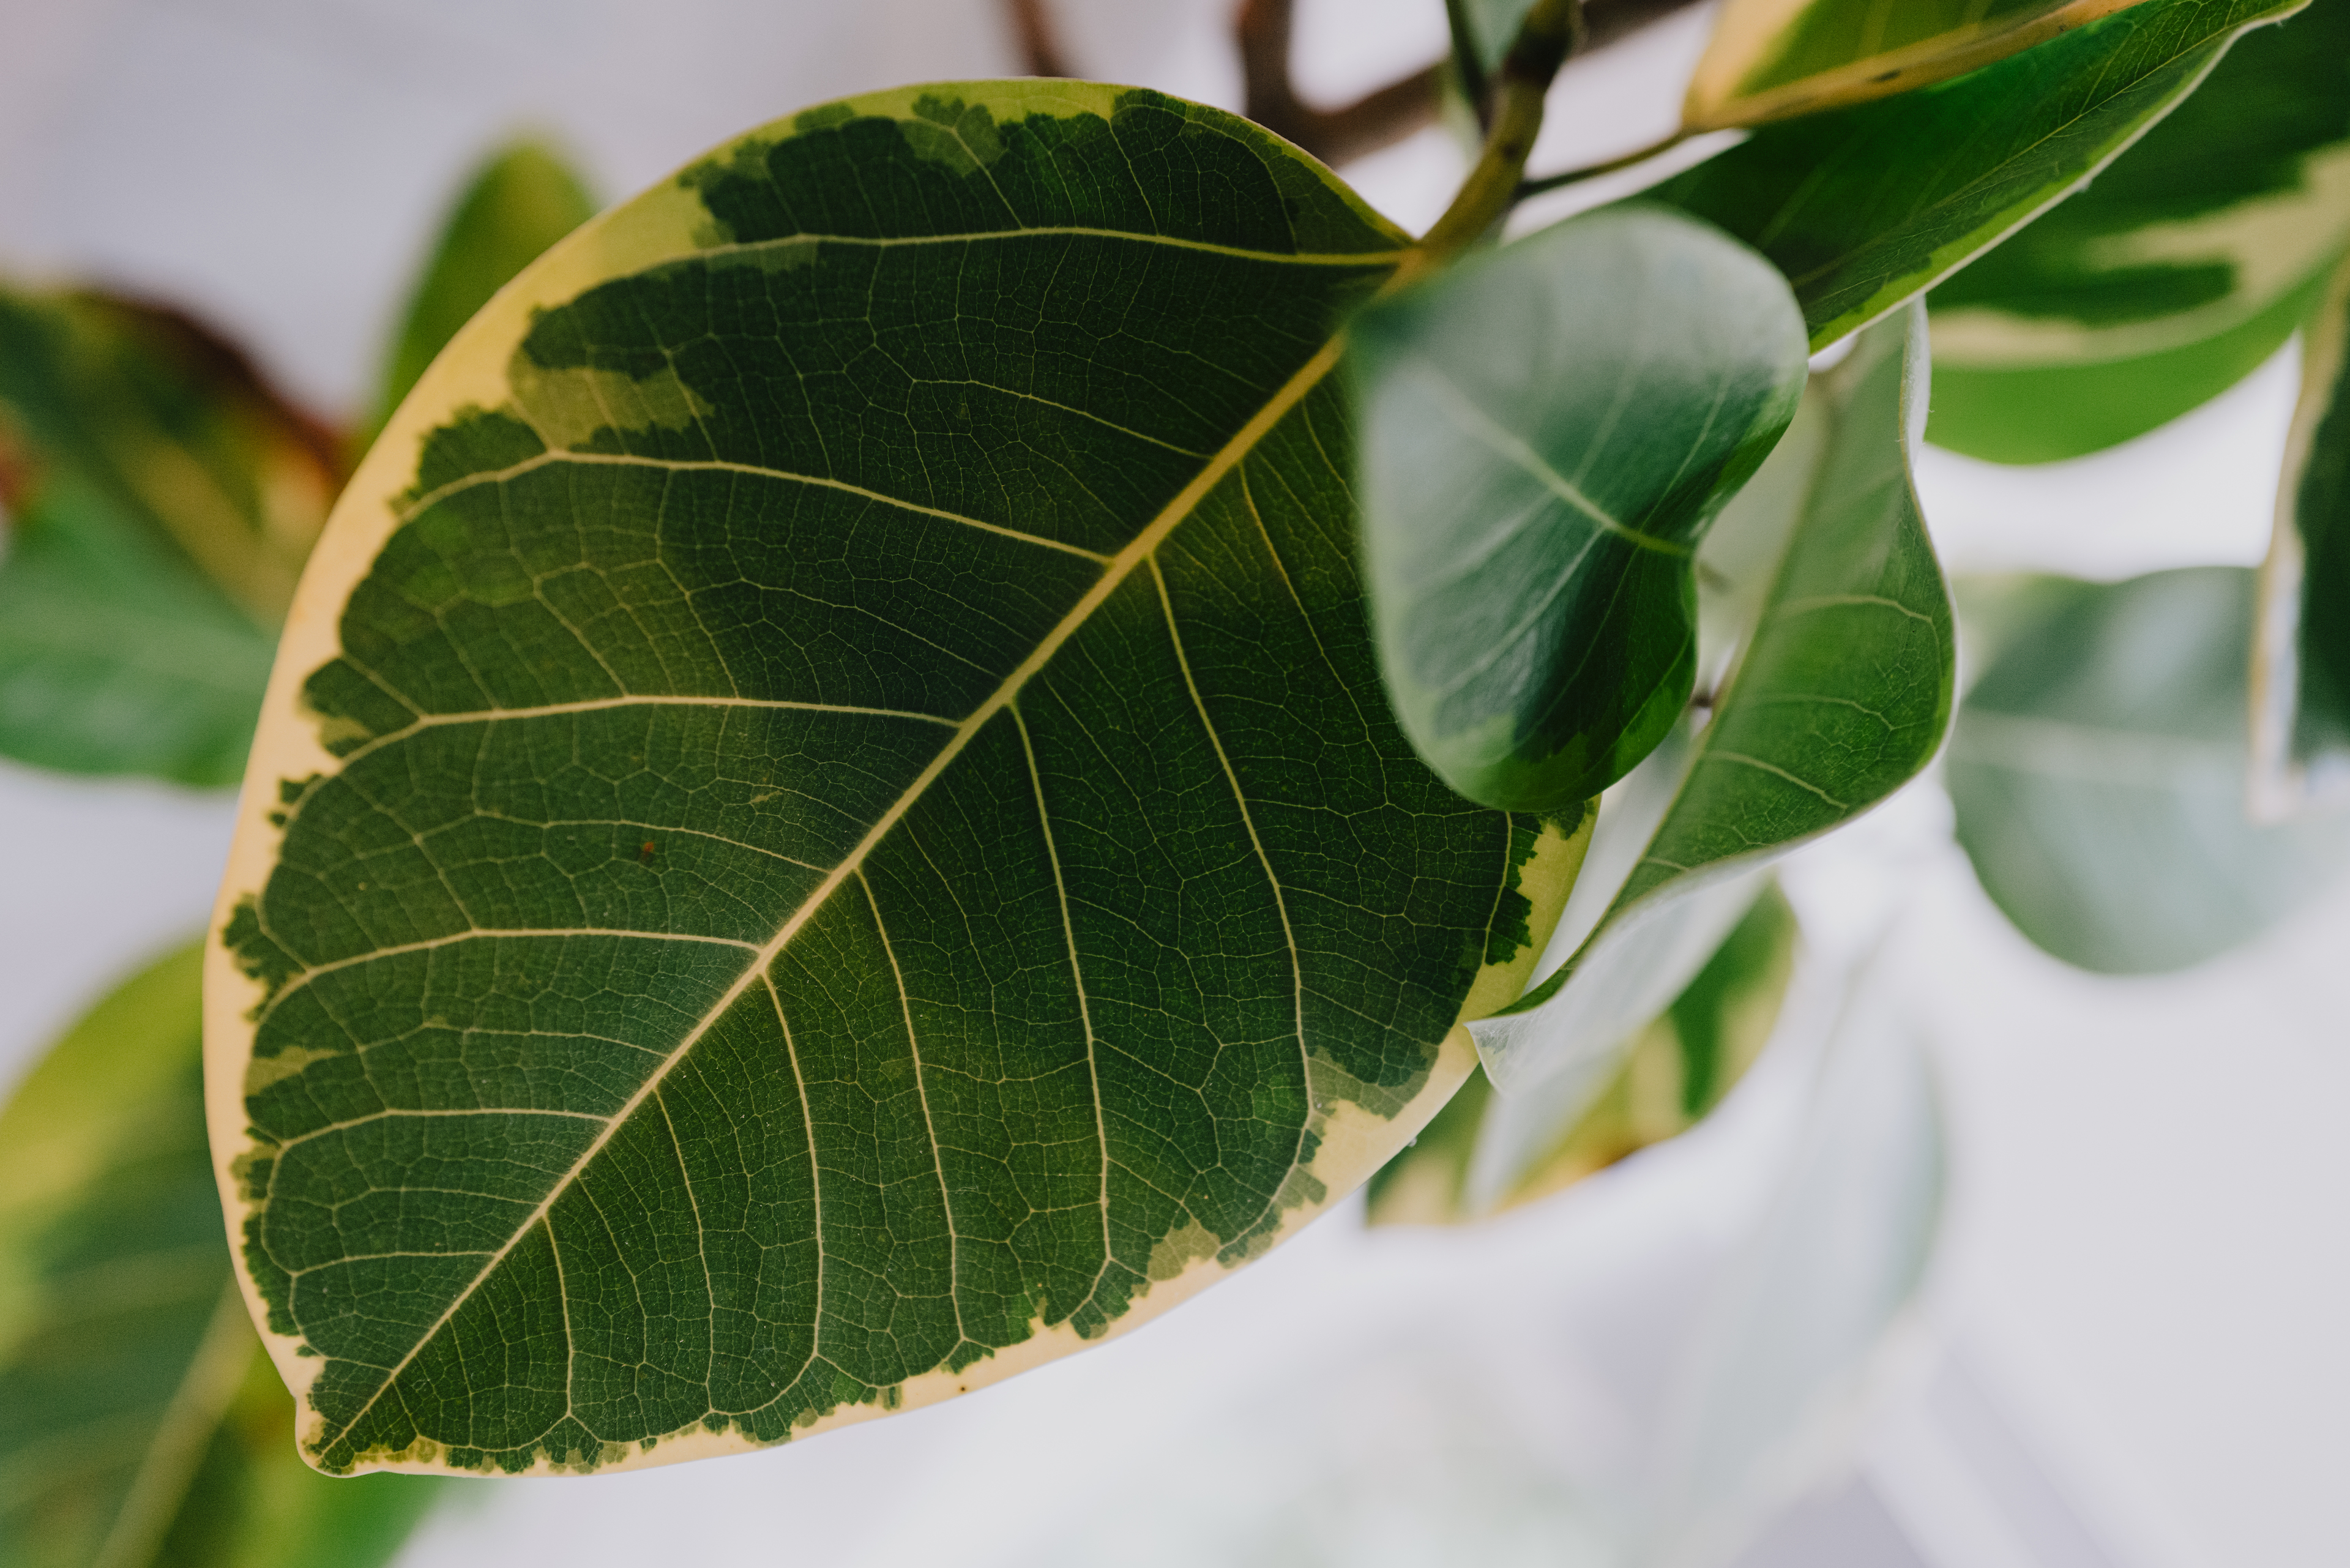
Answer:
[368,140,599,439]
[1472,308,1953,1094]
[209,83,1581,1477]
[1657,0,2311,350]
[1685,0,2157,129]
[1367,881,1796,1225]
[1352,206,1808,813]
[2258,247,2350,807]
[1930,0,2350,461]
[1952,568,2350,971]
[0,945,442,1568]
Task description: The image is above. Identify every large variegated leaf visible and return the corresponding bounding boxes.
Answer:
[1685,0,2158,130]
[0,945,441,1568]
[1930,0,2350,461]
[1952,569,2350,972]
[1472,308,1953,1094]
[1657,0,2311,350]
[1367,879,1796,1225]
[208,82,1582,1478]
[0,289,331,784]
[2258,247,2350,809]
[1351,205,1808,814]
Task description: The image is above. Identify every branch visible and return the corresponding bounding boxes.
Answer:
[1003,0,1075,78]
[1237,0,1442,167]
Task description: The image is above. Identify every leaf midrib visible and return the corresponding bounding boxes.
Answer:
[310,321,1363,1457]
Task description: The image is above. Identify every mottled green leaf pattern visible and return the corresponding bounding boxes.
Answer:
[1687,0,2155,129]
[1953,569,2350,971]
[210,83,1575,1478]
[1930,0,2350,461]
[1658,0,2311,349]
[1472,308,1953,1094]
[1352,206,1808,813]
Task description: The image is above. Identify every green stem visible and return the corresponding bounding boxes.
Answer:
[1412,0,1583,269]
[1516,129,1692,198]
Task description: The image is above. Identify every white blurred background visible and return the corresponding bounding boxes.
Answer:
[2,2,2344,1564]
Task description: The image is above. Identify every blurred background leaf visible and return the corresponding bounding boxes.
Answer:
[1928,0,2350,462]
[1950,567,2350,971]
[0,942,444,1568]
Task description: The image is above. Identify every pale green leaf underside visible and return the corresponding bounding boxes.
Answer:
[1473,308,1953,1095]
[1953,569,2350,972]
[210,81,1571,1477]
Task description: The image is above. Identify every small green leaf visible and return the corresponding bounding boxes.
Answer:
[0,287,337,629]
[2258,246,2350,807]
[1472,307,1953,1094]
[1451,0,1540,74]
[370,140,599,438]
[1656,0,2312,351]
[1685,0,2158,130]
[0,474,274,787]
[211,82,1586,1477]
[1352,205,1808,813]
[1928,0,2350,461]
[1952,568,2350,973]
[0,944,442,1568]
[1367,881,1797,1225]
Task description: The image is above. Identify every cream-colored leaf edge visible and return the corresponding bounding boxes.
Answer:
[202,78,1566,1478]
[1684,0,2158,132]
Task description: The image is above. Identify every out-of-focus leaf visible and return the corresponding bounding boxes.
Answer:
[370,140,599,436]
[1952,568,2350,971]
[0,944,442,1568]
[1353,205,1807,813]
[1452,0,1540,74]
[1647,985,1943,1566]
[2258,246,2350,808]
[210,81,1587,1477]
[1930,1,2350,461]
[1686,0,2155,130]
[1472,308,1952,1094]
[1367,881,1797,1225]
[0,288,336,628]
[1657,0,2311,350]
[0,473,274,786]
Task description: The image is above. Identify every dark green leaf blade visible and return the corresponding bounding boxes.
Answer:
[370,140,599,437]
[1954,568,2350,972]
[1474,307,1954,1093]
[2259,247,2350,804]
[1657,0,2311,351]
[0,944,441,1568]
[1928,0,2350,461]
[208,83,1583,1479]
[1353,205,1808,813]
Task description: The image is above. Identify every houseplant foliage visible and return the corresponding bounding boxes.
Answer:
[0,0,2335,1532]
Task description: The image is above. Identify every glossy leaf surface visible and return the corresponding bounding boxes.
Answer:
[1657,0,2310,350]
[1473,308,1953,1094]
[209,83,1580,1477]
[0,945,441,1568]
[2258,247,2350,807]
[1353,206,1807,813]
[1367,881,1796,1225]
[1930,0,2350,461]
[1952,568,2350,972]
[1686,0,2154,130]
[370,140,599,436]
